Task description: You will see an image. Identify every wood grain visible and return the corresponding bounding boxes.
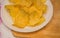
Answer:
[11,0,60,38]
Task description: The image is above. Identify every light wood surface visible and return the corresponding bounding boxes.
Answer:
[11,0,60,38]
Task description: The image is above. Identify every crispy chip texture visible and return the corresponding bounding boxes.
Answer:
[5,0,47,28]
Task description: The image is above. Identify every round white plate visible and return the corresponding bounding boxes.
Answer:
[1,0,53,32]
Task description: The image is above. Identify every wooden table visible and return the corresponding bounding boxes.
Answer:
[12,0,60,38]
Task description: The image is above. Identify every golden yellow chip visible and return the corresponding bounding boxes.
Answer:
[40,0,46,3]
[33,0,46,4]
[9,0,32,7]
[37,16,45,25]
[29,16,45,27]
[5,5,29,28]
[22,7,29,13]
[35,4,47,13]
[29,6,43,26]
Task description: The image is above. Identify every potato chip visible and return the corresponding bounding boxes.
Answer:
[30,16,45,26]
[29,6,43,26]
[40,0,46,3]
[33,0,46,4]
[35,3,47,13]
[5,5,29,28]
[9,0,32,7]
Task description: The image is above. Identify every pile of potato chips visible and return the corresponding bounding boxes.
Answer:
[5,0,47,28]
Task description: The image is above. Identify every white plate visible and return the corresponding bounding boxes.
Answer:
[1,0,53,32]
